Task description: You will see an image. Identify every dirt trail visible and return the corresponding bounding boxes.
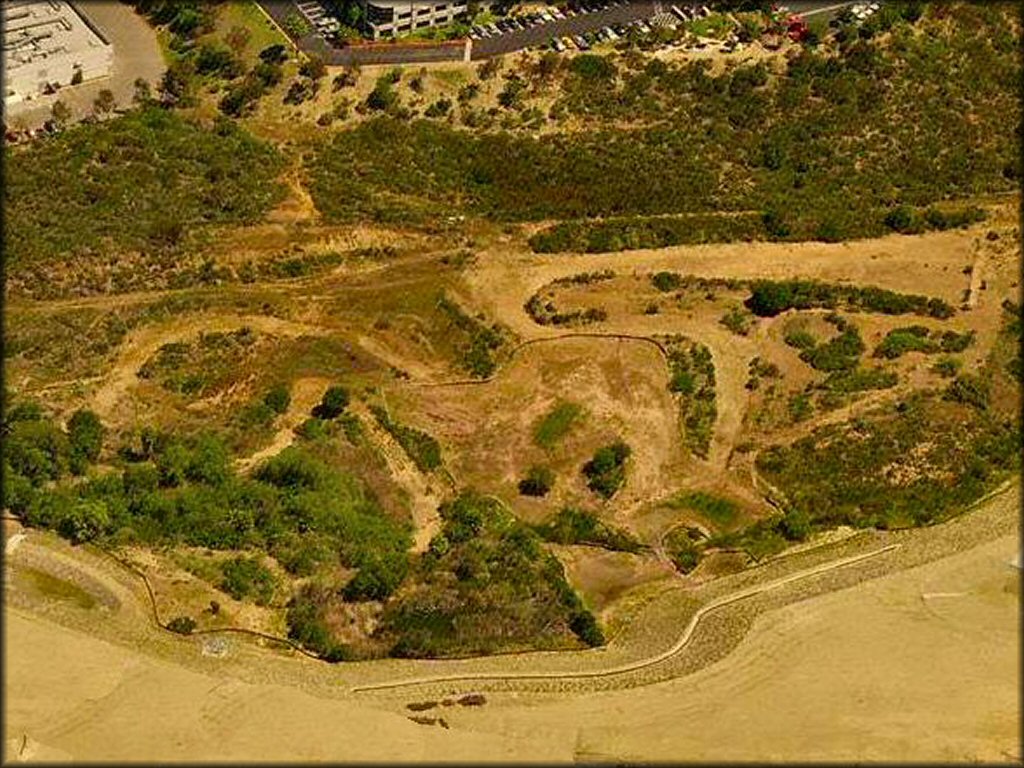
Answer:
[88,314,328,423]
[350,402,449,553]
[235,377,330,473]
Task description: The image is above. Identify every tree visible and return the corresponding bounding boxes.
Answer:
[518,465,554,497]
[478,56,502,81]
[93,88,116,116]
[57,499,110,544]
[225,24,251,55]
[884,205,915,232]
[67,409,105,469]
[159,60,197,107]
[313,386,350,419]
[132,77,152,104]
[746,280,795,316]
[50,100,71,127]
[263,384,291,415]
[70,67,84,85]
[167,616,197,634]
[259,44,288,64]
[299,54,327,81]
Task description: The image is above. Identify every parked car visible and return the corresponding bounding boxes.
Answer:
[573,34,590,49]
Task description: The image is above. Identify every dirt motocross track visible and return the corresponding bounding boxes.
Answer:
[4,198,1021,761]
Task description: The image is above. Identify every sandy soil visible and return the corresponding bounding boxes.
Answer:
[4,506,1017,762]
[434,533,1020,763]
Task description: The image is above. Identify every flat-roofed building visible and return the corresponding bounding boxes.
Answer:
[361,0,496,39]
[3,0,113,109]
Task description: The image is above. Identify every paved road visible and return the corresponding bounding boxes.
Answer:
[256,0,860,65]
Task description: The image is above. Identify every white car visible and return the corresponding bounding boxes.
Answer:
[551,7,565,19]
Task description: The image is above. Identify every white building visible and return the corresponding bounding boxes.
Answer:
[3,1,113,109]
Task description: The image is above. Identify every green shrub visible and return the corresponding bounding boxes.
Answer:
[166,616,197,635]
[369,406,442,472]
[263,384,291,415]
[5,108,284,291]
[220,556,277,605]
[582,441,631,499]
[518,465,555,497]
[342,550,409,602]
[651,272,683,292]
[932,356,962,378]
[534,507,643,552]
[313,385,350,419]
[66,409,104,468]
[944,374,989,410]
[57,499,111,544]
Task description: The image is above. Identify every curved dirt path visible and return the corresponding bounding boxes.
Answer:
[350,542,901,692]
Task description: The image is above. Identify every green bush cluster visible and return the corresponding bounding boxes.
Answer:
[662,338,717,458]
[529,214,763,254]
[6,422,411,602]
[369,406,442,472]
[664,527,704,573]
[746,280,954,319]
[308,7,1017,239]
[3,405,105,489]
[797,315,864,372]
[5,108,284,282]
[582,441,631,499]
[755,393,1019,531]
[883,204,987,234]
[137,327,258,399]
[873,326,975,359]
[376,491,604,657]
[220,555,277,605]
[533,507,644,553]
[436,295,505,378]
[524,295,608,327]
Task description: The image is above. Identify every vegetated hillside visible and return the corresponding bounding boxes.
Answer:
[309,3,1018,241]
[4,107,284,294]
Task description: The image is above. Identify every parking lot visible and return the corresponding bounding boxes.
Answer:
[257,0,861,65]
[470,0,665,58]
